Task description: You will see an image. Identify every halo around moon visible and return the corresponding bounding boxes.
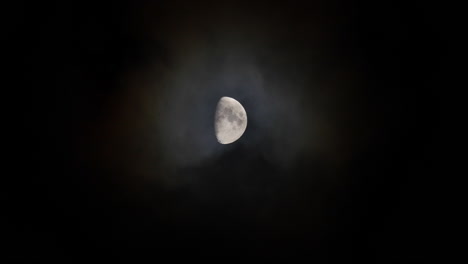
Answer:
[214,96,247,144]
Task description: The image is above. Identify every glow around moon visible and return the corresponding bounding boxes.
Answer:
[214,97,247,144]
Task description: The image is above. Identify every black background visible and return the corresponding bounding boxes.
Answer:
[6,0,444,262]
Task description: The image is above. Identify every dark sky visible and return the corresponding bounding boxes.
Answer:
[7,0,444,262]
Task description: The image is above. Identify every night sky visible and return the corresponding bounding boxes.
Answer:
[7,1,444,262]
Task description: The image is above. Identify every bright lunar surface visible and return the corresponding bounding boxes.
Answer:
[214,97,247,144]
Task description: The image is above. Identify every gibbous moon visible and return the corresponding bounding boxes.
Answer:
[214,96,247,144]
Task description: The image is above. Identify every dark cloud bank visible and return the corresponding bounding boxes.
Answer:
[8,1,443,262]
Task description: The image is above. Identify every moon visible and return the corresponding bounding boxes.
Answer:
[214,96,248,144]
